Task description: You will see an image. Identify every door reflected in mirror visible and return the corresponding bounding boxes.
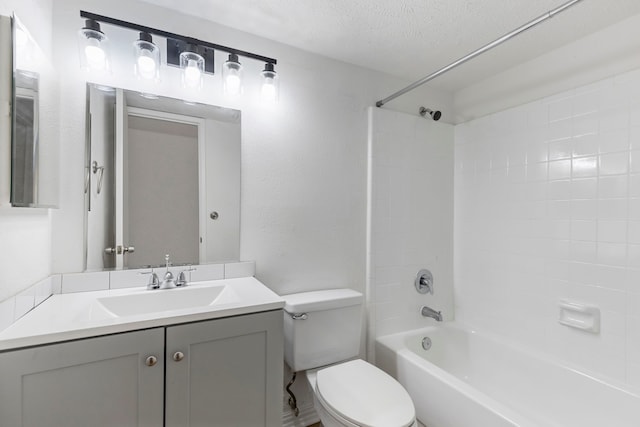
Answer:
[86,85,240,271]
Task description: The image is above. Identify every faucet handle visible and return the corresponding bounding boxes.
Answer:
[176,265,197,287]
[176,271,188,287]
[140,271,160,290]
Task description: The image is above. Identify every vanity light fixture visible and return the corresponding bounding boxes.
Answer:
[77,19,110,72]
[222,53,243,96]
[78,11,279,100]
[261,63,279,103]
[180,45,205,89]
[133,32,160,81]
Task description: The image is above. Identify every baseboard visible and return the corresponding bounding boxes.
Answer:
[282,401,319,427]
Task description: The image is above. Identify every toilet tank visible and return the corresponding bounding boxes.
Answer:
[282,289,363,372]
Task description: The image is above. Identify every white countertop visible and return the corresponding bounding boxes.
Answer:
[0,277,284,351]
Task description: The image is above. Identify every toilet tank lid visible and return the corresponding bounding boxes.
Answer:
[282,289,362,313]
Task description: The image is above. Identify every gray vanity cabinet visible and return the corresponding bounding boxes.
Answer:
[165,310,284,427]
[0,310,283,427]
[0,328,165,427]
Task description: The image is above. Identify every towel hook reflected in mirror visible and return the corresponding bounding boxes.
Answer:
[92,160,105,195]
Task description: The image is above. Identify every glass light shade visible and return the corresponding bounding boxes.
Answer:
[222,54,243,96]
[133,33,160,81]
[180,51,204,90]
[77,21,109,72]
[261,64,279,103]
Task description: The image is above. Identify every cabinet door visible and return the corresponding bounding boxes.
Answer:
[0,328,164,427]
[165,310,283,427]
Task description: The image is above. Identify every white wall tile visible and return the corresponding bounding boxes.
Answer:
[370,109,454,340]
[597,220,628,243]
[0,298,15,332]
[599,152,629,175]
[225,261,256,279]
[455,68,640,387]
[572,156,598,179]
[190,263,224,282]
[548,160,572,180]
[14,286,35,321]
[598,175,628,199]
[110,268,152,289]
[572,134,598,158]
[51,274,62,294]
[34,277,53,306]
[61,271,109,293]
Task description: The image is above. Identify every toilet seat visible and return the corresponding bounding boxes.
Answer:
[314,359,416,427]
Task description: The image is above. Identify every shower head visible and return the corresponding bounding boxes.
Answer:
[419,107,441,121]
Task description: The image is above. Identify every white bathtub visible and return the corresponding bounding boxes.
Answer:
[375,322,640,427]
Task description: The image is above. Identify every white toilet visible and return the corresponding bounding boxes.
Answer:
[282,289,417,427]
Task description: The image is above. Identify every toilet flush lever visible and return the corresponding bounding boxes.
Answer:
[290,313,308,320]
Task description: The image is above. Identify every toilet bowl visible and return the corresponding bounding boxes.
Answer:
[307,360,417,427]
[282,289,417,427]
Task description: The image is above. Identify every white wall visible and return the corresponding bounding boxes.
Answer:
[367,107,454,357]
[0,0,53,302]
[455,67,640,388]
[49,0,453,300]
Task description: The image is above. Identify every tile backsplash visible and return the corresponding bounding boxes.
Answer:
[0,261,255,332]
[455,68,640,387]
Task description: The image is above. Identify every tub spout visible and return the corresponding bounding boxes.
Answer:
[421,305,442,322]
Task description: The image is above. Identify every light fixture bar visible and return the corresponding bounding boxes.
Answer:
[79,10,278,65]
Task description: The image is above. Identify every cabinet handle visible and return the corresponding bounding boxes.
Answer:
[145,355,158,367]
[172,351,185,362]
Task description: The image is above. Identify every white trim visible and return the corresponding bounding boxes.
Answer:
[115,89,125,269]
[282,401,318,427]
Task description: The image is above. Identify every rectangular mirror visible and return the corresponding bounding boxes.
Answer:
[85,85,241,270]
[10,14,59,208]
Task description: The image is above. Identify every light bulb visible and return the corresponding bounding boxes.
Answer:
[222,53,243,96]
[184,59,202,88]
[85,38,106,70]
[261,77,277,102]
[260,63,279,103]
[136,48,157,79]
[225,72,241,95]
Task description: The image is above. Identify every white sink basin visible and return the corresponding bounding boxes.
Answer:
[96,285,232,317]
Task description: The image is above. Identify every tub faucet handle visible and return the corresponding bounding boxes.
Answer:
[415,269,434,294]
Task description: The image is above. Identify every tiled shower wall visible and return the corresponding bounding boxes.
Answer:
[367,107,454,357]
[455,68,640,387]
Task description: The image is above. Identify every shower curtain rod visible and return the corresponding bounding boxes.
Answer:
[375,0,585,108]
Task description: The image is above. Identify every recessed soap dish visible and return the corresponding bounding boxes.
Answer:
[558,300,600,334]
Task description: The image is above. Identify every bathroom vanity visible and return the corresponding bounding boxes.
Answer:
[0,277,284,427]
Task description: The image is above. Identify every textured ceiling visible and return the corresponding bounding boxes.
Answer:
[138,0,640,92]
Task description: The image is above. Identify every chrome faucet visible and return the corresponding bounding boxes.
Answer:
[161,254,176,289]
[421,305,443,322]
[142,256,196,290]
